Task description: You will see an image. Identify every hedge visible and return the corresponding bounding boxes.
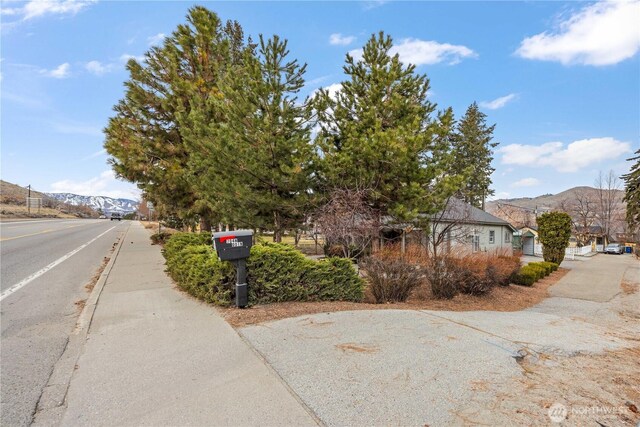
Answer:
[511,261,558,286]
[163,233,364,306]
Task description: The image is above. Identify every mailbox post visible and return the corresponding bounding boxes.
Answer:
[212,230,253,308]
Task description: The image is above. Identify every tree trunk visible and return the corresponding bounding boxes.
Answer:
[273,211,282,242]
[200,217,212,232]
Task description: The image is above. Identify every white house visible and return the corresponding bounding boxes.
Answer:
[381,198,517,255]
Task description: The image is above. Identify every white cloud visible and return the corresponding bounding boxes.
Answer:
[329,33,356,46]
[120,53,145,63]
[85,60,114,76]
[511,177,541,188]
[311,82,342,101]
[500,137,632,173]
[147,32,165,46]
[480,93,518,110]
[362,0,388,10]
[50,170,139,199]
[81,149,107,161]
[1,0,96,21]
[41,62,70,78]
[516,0,640,66]
[349,38,477,65]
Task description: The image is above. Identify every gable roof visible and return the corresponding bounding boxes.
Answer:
[435,198,518,232]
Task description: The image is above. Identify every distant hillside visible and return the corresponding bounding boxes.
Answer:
[488,186,625,211]
[0,180,96,219]
[46,193,138,214]
[487,186,626,230]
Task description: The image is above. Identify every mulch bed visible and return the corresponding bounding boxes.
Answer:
[220,268,569,328]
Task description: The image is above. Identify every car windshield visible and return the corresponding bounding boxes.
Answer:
[606,244,619,248]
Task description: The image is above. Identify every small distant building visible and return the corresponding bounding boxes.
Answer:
[515,226,538,256]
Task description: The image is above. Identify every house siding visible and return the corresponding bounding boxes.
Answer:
[430,223,514,255]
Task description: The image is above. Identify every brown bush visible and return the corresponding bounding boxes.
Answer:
[423,256,460,299]
[364,245,521,300]
[360,255,424,303]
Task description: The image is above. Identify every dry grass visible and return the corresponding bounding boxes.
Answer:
[141,221,180,234]
[220,268,568,327]
[0,203,77,219]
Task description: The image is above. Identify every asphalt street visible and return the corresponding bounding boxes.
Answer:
[0,218,129,426]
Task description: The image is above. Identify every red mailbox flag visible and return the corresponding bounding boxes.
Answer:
[220,235,236,243]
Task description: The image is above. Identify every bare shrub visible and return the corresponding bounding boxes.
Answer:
[315,188,378,260]
[360,255,424,303]
[423,256,460,299]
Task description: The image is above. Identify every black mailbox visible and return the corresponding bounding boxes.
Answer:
[212,230,253,308]
[212,230,253,261]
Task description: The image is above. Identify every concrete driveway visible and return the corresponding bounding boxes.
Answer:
[240,254,640,426]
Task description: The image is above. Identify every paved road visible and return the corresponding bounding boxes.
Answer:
[0,219,129,426]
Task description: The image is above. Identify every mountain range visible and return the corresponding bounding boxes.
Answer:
[46,193,139,214]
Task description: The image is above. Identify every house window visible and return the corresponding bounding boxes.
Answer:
[505,232,511,243]
[489,230,495,244]
[468,235,480,252]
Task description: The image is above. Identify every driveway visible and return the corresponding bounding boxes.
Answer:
[240,254,640,426]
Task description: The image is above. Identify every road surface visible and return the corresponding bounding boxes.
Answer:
[1,219,128,426]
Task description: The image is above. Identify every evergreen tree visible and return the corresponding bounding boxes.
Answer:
[186,35,315,241]
[104,7,245,228]
[537,211,572,265]
[314,32,460,224]
[622,149,640,235]
[451,102,498,209]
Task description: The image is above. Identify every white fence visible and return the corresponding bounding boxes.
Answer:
[534,244,593,257]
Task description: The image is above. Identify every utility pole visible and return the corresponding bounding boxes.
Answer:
[27,184,31,215]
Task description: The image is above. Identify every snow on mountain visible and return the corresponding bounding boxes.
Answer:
[46,193,139,213]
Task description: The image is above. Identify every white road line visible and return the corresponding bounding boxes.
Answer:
[0,226,117,302]
[0,220,83,226]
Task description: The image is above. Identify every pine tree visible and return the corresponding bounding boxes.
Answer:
[104,7,245,227]
[314,32,460,224]
[451,102,498,209]
[187,35,315,241]
[622,149,640,234]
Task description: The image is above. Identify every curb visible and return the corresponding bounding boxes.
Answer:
[33,222,131,426]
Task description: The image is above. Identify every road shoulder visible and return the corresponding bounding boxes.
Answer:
[33,222,130,426]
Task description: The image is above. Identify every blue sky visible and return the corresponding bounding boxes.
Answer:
[1,0,639,201]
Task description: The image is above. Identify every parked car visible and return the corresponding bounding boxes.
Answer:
[110,212,122,221]
[604,243,624,255]
[99,215,107,219]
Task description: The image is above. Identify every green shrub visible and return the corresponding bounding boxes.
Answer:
[511,265,538,286]
[304,257,364,302]
[526,263,548,279]
[248,243,313,303]
[162,235,363,306]
[540,261,559,273]
[163,232,211,261]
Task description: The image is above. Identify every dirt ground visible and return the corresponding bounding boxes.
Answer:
[474,345,640,426]
[220,268,568,327]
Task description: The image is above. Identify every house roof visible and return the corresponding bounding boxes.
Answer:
[381,198,518,232]
[436,198,517,232]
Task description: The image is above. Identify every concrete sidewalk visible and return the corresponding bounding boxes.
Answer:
[56,222,317,426]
